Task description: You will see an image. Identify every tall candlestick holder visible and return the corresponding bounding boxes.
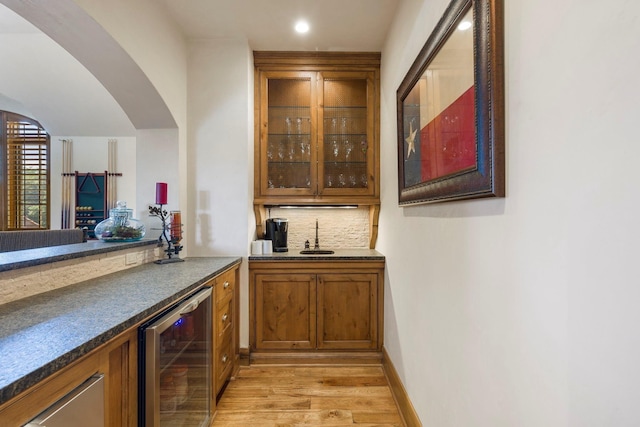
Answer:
[149,204,184,264]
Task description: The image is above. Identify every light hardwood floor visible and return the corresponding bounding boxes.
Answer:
[211,365,405,426]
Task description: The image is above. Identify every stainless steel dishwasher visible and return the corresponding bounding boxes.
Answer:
[23,374,104,427]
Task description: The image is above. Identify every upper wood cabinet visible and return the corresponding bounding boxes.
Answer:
[253,52,380,207]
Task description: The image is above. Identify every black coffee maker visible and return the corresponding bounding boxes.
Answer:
[265,218,288,252]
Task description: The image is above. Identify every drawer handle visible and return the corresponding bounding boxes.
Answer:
[221,313,228,323]
[223,281,230,289]
[222,354,228,363]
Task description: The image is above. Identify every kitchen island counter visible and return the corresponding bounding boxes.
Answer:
[0,256,241,406]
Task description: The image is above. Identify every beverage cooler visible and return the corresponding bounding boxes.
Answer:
[139,287,212,427]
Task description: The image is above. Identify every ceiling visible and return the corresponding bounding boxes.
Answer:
[0,1,400,136]
[158,0,400,52]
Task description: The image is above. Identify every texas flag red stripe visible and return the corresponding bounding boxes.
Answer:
[420,85,475,181]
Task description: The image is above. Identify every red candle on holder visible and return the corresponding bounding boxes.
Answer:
[155,182,168,205]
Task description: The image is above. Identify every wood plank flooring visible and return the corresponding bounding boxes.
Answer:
[211,365,405,426]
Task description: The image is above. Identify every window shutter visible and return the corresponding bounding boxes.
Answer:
[4,113,50,230]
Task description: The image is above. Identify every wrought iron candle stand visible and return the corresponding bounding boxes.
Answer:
[149,204,184,264]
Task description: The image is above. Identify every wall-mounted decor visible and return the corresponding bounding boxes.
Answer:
[396,0,504,205]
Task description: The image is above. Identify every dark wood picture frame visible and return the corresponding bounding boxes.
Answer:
[396,0,504,205]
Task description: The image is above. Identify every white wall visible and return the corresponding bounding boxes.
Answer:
[379,0,640,425]
[135,129,181,241]
[187,38,252,345]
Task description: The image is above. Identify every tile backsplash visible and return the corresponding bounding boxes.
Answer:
[266,207,370,250]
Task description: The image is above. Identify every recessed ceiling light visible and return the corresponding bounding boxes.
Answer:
[457,20,472,31]
[295,20,310,34]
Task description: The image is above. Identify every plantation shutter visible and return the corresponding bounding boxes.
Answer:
[4,113,50,230]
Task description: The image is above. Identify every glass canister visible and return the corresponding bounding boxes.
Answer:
[94,201,146,241]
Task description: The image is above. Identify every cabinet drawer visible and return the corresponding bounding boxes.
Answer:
[215,294,234,341]
[215,269,236,305]
[215,334,233,394]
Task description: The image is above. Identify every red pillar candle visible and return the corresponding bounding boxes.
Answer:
[155,182,168,205]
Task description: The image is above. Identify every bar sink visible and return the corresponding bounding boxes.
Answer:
[300,220,334,254]
[299,249,335,254]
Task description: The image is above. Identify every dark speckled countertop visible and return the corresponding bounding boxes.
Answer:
[248,248,385,261]
[0,256,241,406]
[0,239,158,272]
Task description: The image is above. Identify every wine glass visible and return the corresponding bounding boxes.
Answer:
[329,118,338,159]
[296,117,303,135]
[285,117,292,135]
[340,117,351,161]
[267,142,273,160]
[344,139,353,161]
[288,144,295,161]
[277,141,285,161]
[326,174,333,187]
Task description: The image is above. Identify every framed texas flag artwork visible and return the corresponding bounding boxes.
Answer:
[397,0,505,205]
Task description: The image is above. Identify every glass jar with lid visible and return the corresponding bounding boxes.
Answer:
[94,201,146,241]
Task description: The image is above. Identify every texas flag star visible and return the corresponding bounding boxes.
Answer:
[405,120,417,159]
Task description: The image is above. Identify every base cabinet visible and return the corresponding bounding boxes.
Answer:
[0,329,137,427]
[210,265,240,397]
[0,263,241,426]
[250,259,384,359]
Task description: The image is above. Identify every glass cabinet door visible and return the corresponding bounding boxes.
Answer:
[318,72,375,196]
[260,72,316,196]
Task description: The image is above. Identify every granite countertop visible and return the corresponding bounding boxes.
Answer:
[0,256,241,406]
[248,248,385,261]
[0,239,158,272]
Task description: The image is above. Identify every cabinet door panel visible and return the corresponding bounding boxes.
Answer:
[255,274,317,349]
[317,273,378,350]
[260,72,317,196]
[318,72,376,197]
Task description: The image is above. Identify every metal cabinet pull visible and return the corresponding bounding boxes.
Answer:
[223,281,230,289]
[222,354,228,363]
[222,313,228,323]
